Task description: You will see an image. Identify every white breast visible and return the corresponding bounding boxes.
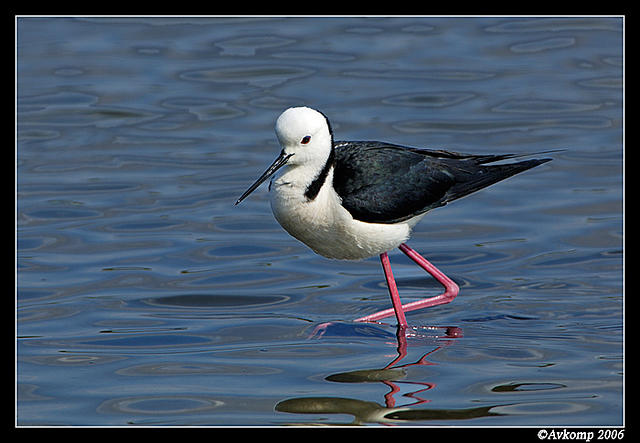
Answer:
[269,166,415,260]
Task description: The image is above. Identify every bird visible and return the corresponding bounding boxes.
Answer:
[235,106,554,328]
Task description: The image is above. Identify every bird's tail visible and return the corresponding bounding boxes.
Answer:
[441,155,555,205]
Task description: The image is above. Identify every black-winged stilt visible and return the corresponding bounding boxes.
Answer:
[235,106,554,327]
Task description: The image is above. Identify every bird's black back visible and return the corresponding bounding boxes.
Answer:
[332,141,552,224]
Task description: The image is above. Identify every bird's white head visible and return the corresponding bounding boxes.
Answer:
[234,106,334,205]
[275,106,333,166]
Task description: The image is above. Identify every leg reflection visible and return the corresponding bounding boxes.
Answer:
[380,325,461,408]
[322,324,462,409]
[279,324,465,424]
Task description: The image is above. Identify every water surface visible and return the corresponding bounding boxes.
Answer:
[17,16,623,426]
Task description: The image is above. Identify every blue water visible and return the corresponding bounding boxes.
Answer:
[17,16,623,426]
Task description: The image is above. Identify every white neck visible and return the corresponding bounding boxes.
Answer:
[271,152,332,201]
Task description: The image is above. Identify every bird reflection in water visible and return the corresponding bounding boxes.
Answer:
[276,324,503,425]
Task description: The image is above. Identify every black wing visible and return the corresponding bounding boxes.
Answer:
[332,141,552,224]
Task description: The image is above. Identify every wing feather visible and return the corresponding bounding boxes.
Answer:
[332,141,552,224]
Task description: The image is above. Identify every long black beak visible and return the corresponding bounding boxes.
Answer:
[235,150,293,205]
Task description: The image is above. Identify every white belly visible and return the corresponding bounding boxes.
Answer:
[269,168,419,260]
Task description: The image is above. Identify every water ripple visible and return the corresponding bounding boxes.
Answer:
[117,362,281,376]
[179,64,314,88]
[491,99,604,114]
[160,97,245,121]
[143,293,290,309]
[343,69,496,81]
[485,17,622,33]
[509,37,576,53]
[98,395,224,415]
[393,116,612,134]
[214,35,296,56]
[382,91,477,108]
[20,105,160,128]
[271,50,356,62]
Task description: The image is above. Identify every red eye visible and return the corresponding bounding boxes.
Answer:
[301,135,311,144]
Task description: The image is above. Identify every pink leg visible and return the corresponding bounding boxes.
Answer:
[355,243,459,324]
[354,252,406,326]
[380,252,407,327]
